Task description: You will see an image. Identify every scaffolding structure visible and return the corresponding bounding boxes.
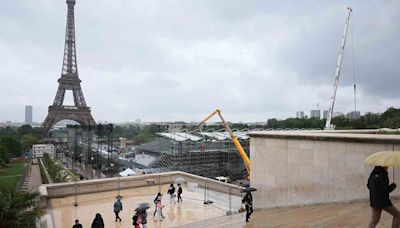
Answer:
[136,130,250,181]
[65,124,121,177]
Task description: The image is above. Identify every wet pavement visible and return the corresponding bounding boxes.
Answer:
[178,199,400,228]
[47,184,242,228]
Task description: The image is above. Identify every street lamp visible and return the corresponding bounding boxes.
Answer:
[80,153,83,175]
[91,156,94,179]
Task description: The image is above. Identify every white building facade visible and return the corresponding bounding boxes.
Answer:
[32,144,55,159]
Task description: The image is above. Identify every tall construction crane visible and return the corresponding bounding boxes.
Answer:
[197,109,251,175]
[325,7,352,130]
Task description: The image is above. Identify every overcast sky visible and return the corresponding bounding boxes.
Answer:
[0,0,399,123]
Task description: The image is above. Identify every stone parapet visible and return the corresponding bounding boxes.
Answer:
[249,130,400,144]
[39,171,242,208]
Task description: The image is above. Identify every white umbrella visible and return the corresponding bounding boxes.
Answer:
[175,177,185,184]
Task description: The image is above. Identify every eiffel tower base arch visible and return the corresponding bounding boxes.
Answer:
[42,106,96,135]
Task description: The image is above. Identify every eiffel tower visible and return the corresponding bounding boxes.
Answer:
[42,0,95,134]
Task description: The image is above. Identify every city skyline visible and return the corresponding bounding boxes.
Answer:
[0,0,399,123]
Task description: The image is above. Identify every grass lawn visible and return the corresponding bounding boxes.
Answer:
[0,160,27,191]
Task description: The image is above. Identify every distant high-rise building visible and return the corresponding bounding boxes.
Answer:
[347,111,361,119]
[333,112,344,117]
[323,110,329,119]
[296,111,305,118]
[310,110,321,119]
[25,105,33,124]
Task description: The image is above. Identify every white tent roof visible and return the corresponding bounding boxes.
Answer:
[157,132,202,142]
[119,168,136,177]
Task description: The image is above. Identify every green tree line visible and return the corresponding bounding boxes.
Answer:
[266,107,400,130]
[0,125,42,165]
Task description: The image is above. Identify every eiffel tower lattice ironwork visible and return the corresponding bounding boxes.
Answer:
[42,0,95,134]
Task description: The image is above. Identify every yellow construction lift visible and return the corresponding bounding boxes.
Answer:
[198,109,251,176]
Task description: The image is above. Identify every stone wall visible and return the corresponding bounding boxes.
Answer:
[39,171,243,208]
[249,131,400,209]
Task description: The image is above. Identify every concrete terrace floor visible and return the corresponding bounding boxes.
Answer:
[178,199,400,228]
[46,184,242,228]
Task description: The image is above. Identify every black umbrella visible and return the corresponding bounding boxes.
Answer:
[241,187,257,193]
[135,203,150,212]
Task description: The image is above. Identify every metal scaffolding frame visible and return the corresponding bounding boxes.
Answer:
[136,129,249,181]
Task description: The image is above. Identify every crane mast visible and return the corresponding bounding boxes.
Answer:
[198,109,251,176]
[325,7,352,130]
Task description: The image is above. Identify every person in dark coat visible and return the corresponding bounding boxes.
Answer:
[132,214,140,228]
[91,213,104,228]
[72,219,83,228]
[167,183,176,205]
[139,209,148,228]
[367,166,400,228]
[113,198,123,222]
[242,192,253,222]
[177,183,183,203]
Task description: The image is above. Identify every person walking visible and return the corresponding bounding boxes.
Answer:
[72,219,83,228]
[177,183,183,203]
[113,197,123,222]
[167,183,176,205]
[139,209,148,228]
[368,166,400,228]
[91,213,104,228]
[132,214,140,228]
[154,199,165,221]
[242,192,253,222]
[153,192,162,216]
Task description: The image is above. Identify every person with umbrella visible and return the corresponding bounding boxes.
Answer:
[113,197,123,222]
[140,210,148,228]
[242,191,253,222]
[132,213,140,228]
[135,203,150,228]
[367,166,400,227]
[366,151,400,228]
[241,186,256,222]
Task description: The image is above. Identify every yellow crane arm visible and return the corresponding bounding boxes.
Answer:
[198,109,250,175]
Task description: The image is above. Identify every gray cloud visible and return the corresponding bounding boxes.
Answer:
[0,0,399,123]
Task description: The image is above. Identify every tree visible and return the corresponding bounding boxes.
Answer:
[20,134,40,151]
[0,137,22,157]
[0,190,44,227]
[266,118,279,128]
[0,144,9,165]
[17,124,33,136]
[0,127,18,138]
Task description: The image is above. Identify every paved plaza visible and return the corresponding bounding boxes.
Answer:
[46,184,241,228]
[28,164,42,192]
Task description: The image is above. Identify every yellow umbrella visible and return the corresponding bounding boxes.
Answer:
[365,151,400,167]
[365,150,400,181]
